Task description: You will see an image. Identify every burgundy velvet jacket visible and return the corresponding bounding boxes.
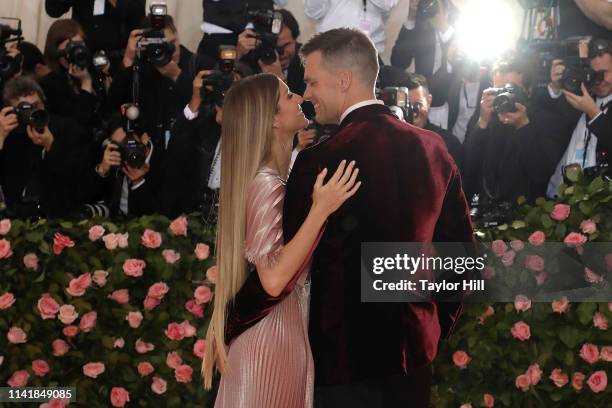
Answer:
[282,104,474,386]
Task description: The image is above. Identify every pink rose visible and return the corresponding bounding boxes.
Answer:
[593,312,608,330]
[39,398,69,408]
[564,232,587,247]
[7,326,27,344]
[180,320,196,337]
[109,289,130,304]
[135,338,155,354]
[206,265,218,284]
[162,249,181,264]
[0,238,13,259]
[52,339,70,356]
[185,300,205,318]
[110,387,130,407]
[584,267,604,284]
[138,361,154,377]
[580,219,597,234]
[601,346,612,362]
[165,322,186,341]
[550,368,569,387]
[587,371,607,393]
[510,240,525,251]
[483,394,494,408]
[166,351,182,369]
[515,374,531,391]
[79,311,97,333]
[501,250,516,267]
[141,229,162,249]
[32,360,50,377]
[151,376,167,395]
[194,285,213,305]
[580,343,600,364]
[511,321,531,341]
[83,362,105,378]
[0,292,15,310]
[552,297,570,313]
[478,305,495,324]
[528,231,545,246]
[88,225,105,241]
[0,219,11,235]
[460,404,472,408]
[526,363,542,385]
[123,258,146,277]
[102,233,119,250]
[126,311,143,329]
[195,243,210,260]
[117,233,129,248]
[452,350,471,369]
[550,203,570,221]
[491,240,508,257]
[113,338,125,349]
[52,233,75,255]
[58,304,78,324]
[66,273,92,297]
[92,270,109,287]
[481,266,496,280]
[7,370,29,387]
[147,282,169,300]
[23,253,39,270]
[525,255,545,273]
[535,271,548,286]
[572,372,585,391]
[174,364,193,383]
[193,339,206,359]
[143,296,161,311]
[514,295,531,312]
[63,325,79,337]
[169,216,188,236]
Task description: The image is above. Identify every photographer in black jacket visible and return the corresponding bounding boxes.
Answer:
[0,76,85,218]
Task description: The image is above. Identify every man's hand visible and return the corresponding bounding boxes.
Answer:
[430,2,450,33]
[26,125,54,152]
[562,83,601,120]
[297,128,316,151]
[97,143,122,176]
[497,103,530,129]
[478,89,497,129]
[258,51,284,80]
[189,70,213,113]
[0,106,18,145]
[408,0,420,21]
[68,63,93,92]
[549,59,566,94]
[123,162,150,184]
[157,60,182,81]
[123,29,144,68]
[236,29,258,60]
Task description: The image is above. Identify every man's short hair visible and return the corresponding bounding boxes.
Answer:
[300,28,379,88]
[589,38,612,59]
[140,14,177,33]
[279,9,300,40]
[492,52,534,90]
[406,73,430,94]
[18,42,45,74]
[3,76,46,105]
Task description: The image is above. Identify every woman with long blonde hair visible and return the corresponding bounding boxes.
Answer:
[202,73,360,407]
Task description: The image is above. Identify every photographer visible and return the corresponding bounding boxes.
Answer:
[547,38,612,197]
[0,76,85,218]
[44,0,146,72]
[464,54,569,204]
[107,11,197,160]
[18,42,51,81]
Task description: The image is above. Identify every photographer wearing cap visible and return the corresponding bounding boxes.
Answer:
[547,38,612,197]
[0,76,85,218]
[464,53,568,204]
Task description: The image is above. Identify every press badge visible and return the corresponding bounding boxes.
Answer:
[358,18,371,35]
[93,0,105,16]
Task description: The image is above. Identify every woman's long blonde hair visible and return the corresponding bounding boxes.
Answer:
[202,74,280,388]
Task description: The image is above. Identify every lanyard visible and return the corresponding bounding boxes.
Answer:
[362,0,367,13]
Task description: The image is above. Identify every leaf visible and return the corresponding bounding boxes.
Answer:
[565,166,582,183]
[517,196,527,206]
[579,200,593,216]
[588,176,605,194]
[512,220,526,229]
[558,326,584,349]
[59,221,74,229]
[576,302,597,326]
[32,270,46,283]
[541,214,553,229]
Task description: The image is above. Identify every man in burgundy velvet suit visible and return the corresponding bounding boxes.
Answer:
[283,28,474,407]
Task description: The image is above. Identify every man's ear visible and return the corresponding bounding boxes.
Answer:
[427,94,433,106]
[339,70,352,91]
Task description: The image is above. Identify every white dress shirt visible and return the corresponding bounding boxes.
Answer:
[304,0,399,53]
[451,80,480,143]
[340,99,384,124]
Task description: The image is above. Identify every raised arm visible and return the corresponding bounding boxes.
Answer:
[303,0,331,21]
[45,0,73,18]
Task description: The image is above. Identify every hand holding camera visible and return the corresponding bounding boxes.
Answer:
[0,106,18,145]
[478,89,496,129]
[562,83,601,120]
[26,124,53,151]
[189,69,213,113]
[97,142,122,177]
[237,29,258,60]
[123,29,144,68]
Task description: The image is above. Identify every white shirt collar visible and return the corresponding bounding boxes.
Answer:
[339,99,384,124]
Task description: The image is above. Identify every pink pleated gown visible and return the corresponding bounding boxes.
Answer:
[214,167,314,408]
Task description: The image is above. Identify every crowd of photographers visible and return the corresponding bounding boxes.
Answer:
[0,0,610,226]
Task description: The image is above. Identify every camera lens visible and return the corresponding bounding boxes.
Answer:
[28,109,50,133]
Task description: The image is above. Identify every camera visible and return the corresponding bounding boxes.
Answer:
[488,83,528,114]
[469,194,514,229]
[305,122,338,146]
[58,40,91,70]
[137,2,176,67]
[12,102,49,133]
[417,0,442,20]
[379,87,422,124]
[75,202,111,219]
[113,103,147,169]
[0,19,23,82]
[202,46,237,108]
[246,9,283,65]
